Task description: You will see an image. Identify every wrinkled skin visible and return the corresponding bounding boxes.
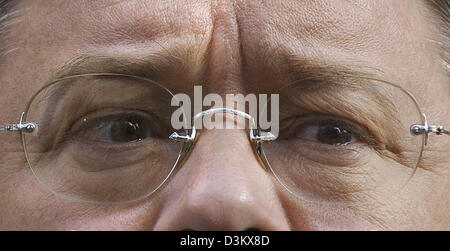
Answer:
[0,0,448,230]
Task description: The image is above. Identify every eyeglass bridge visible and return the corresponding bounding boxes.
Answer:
[168,108,277,143]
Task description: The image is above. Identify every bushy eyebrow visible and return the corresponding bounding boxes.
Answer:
[53,50,188,81]
[51,39,209,85]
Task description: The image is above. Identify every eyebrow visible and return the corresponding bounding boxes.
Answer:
[55,54,180,80]
[51,46,204,84]
[277,54,388,88]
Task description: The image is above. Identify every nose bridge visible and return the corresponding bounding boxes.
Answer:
[206,0,244,93]
[192,128,257,170]
[154,129,290,230]
[184,129,264,198]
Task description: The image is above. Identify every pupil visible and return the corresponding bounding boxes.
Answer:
[110,119,146,142]
[318,124,352,145]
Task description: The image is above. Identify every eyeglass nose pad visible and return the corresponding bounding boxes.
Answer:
[169,130,196,143]
[249,129,277,143]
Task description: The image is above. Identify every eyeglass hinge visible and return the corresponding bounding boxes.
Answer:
[410,124,447,135]
[0,112,36,133]
[410,114,449,145]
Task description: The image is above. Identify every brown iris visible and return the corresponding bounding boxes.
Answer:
[109,118,147,143]
[317,123,352,145]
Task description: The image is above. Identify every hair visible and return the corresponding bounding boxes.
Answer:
[426,0,450,73]
[0,0,18,59]
[0,1,449,72]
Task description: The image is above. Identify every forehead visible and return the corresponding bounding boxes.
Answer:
[23,0,418,50]
[12,0,433,93]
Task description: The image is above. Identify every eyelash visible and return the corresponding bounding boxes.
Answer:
[277,113,378,147]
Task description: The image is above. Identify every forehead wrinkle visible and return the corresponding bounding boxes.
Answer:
[25,0,212,47]
[235,0,434,94]
[85,1,207,45]
[243,0,423,51]
[13,0,213,93]
[237,0,379,46]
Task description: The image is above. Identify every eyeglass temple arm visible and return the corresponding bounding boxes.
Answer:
[410,114,449,145]
[0,112,36,133]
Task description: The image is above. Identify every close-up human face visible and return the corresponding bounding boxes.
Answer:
[0,0,449,230]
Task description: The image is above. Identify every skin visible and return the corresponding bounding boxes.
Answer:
[0,0,449,230]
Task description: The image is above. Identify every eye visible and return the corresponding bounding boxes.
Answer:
[280,114,372,146]
[296,121,355,146]
[98,116,148,143]
[71,110,165,144]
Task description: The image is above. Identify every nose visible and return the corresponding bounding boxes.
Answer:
[153,129,290,230]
